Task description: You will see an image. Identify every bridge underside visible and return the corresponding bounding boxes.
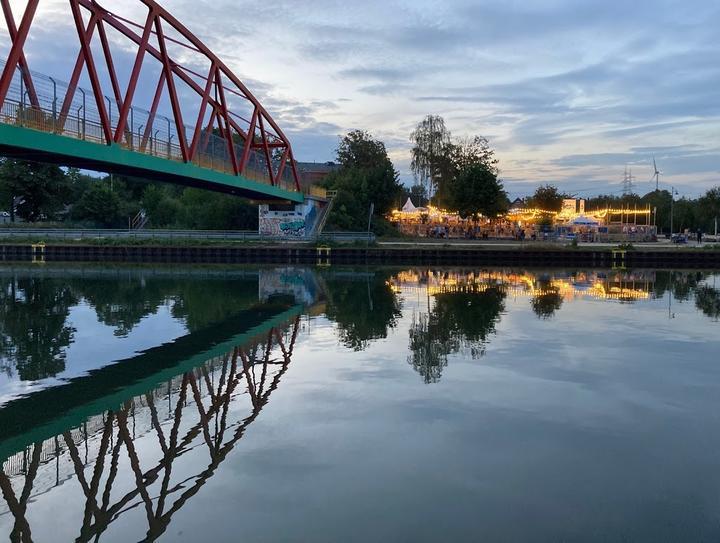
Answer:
[0,123,304,203]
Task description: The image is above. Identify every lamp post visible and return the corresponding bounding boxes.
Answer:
[670,186,678,237]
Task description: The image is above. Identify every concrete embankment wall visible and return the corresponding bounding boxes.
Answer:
[2,244,720,268]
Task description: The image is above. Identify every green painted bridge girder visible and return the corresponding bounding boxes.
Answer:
[0,123,305,203]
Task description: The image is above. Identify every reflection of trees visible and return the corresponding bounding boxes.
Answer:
[76,278,170,338]
[170,280,258,332]
[408,286,506,383]
[672,272,704,302]
[0,317,300,542]
[531,279,563,319]
[695,285,720,320]
[324,272,402,351]
[651,271,673,300]
[78,278,259,337]
[0,278,76,380]
[0,272,264,381]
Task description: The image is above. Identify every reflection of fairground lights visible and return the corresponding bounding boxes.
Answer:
[387,271,651,301]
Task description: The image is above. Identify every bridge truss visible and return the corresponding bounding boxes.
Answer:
[0,0,301,198]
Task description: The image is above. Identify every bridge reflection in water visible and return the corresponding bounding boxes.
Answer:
[0,309,301,542]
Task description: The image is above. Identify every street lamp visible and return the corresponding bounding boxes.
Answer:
[670,186,679,237]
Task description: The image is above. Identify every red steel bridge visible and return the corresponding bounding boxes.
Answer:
[0,0,304,203]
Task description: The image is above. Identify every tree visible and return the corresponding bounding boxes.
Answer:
[410,115,452,196]
[402,184,429,207]
[323,130,403,231]
[527,184,567,212]
[697,187,720,233]
[141,184,183,227]
[444,164,508,219]
[180,188,258,230]
[0,159,71,221]
[72,182,125,227]
[641,190,672,233]
[449,136,499,175]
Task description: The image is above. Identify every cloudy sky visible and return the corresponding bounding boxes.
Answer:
[4,0,720,197]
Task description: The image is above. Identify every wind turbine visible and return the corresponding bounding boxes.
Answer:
[652,157,662,192]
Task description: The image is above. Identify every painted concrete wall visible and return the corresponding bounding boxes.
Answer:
[258,197,324,239]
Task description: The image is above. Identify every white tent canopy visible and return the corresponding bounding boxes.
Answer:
[570,215,599,226]
[402,198,418,213]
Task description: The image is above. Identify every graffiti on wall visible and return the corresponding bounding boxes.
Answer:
[259,217,306,238]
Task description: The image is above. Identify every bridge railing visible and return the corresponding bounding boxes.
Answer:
[0,62,299,194]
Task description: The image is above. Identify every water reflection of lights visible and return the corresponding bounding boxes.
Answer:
[389,270,652,302]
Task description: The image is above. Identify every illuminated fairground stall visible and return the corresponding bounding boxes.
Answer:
[390,198,530,240]
[507,199,657,242]
[389,198,657,242]
[389,198,481,239]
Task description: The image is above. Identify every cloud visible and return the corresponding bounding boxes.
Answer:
[3,0,720,194]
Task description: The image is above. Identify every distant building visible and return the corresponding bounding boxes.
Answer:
[509,198,526,211]
[295,161,340,191]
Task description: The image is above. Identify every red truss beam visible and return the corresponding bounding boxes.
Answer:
[0,0,300,192]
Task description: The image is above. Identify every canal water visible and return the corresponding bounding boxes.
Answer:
[1,264,719,542]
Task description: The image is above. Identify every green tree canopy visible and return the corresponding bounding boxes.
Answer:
[696,187,720,233]
[527,184,568,212]
[71,182,126,227]
[0,159,71,221]
[444,164,508,219]
[323,130,403,231]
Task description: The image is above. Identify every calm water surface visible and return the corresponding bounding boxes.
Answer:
[1,264,720,542]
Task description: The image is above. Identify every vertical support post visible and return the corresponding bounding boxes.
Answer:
[106,96,113,134]
[80,88,86,140]
[49,77,57,133]
[0,0,39,109]
[19,68,24,123]
[167,117,172,159]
